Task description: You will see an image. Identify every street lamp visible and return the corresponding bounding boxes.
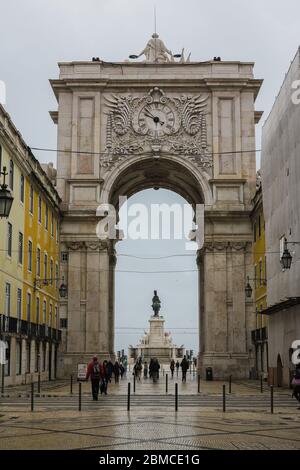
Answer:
[280,238,293,270]
[0,166,13,218]
[245,277,253,299]
[34,277,68,298]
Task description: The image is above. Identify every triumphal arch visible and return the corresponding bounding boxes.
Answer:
[50,34,262,378]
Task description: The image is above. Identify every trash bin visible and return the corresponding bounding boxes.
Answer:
[206,367,213,381]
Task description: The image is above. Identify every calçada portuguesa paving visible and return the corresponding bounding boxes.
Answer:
[0,368,300,450]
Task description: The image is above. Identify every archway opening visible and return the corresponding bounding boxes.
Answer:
[114,188,199,366]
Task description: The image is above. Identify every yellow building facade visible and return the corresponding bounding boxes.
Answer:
[251,173,268,377]
[0,104,61,385]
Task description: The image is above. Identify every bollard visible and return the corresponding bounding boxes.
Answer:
[270,385,274,414]
[260,375,263,393]
[31,382,34,412]
[127,382,131,411]
[198,375,200,393]
[1,364,4,395]
[222,384,226,412]
[133,373,136,393]
[38,372,41,394]
[229,375,232,394]
[175,383,178,411]
[70,374,73,395]
[79,382,82,411]
[166,373,168,394]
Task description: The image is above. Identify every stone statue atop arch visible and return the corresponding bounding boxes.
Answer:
[137,33,173,63]
[152,290,161,316]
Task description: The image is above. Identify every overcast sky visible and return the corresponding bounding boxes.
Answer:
[1,0,299,355]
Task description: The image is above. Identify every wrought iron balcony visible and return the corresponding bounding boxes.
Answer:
[0,314,61,342]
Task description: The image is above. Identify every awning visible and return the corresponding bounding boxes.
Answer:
[259,297,300,316]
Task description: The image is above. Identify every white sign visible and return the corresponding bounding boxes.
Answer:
[0,340,8,365]
[77,363,87,381]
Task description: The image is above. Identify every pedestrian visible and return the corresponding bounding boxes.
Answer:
[106,360,114,382]
[170,359,175,378]
[176,360,180,377]
[292,365,300,409]
[180,355,189,383]
[149,358,153,379]
[151,358,160,383]
[143,361,148,379]
[134,359,142,381]
[120,363,125,379]
[114,361,120,383]
[86,356,105,401]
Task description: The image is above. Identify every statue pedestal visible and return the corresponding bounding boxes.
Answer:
[128,314,184,364]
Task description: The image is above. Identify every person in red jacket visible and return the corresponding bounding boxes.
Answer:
[86,356,105,400]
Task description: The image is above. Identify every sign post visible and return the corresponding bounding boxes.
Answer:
[77,363,87,381]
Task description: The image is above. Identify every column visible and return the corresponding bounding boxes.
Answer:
[99,240,110,355]
[108,247,117,357]
[85,241,102,353]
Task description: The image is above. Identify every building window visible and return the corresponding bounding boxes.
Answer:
[44,253,48,279]
[5,283,11,316]
[38,196,42,223]
[265,256,267,279]
[61,252,68,263]
[18,231,23,264]
[4,339,10,376]
[26,292,31,322]
[7,222,12,257]
[17,288,22,320]
[56,220,59,243]
[254,265,257,288]
[28,240,32,271]
[26,341,31,373]
[45,206,48,230]
[60,318,68,329]
[55,263,59,289]
[49,304,53,327]
[253,222,257,243]
[0,144,2,169]
[36,247,41,277]
[51,213,54,237]
[55,306,58,329]
[20,174,25,203]
[258,216,261,238]
[9,159,14,190]
[43,300,47,324]
[42,342,46,371]
[259,259,263,286]
[29,185,34,214]
[35,344,40,372]
[36,297,40,324]
[50,259,53,285]
[16,341,22,375]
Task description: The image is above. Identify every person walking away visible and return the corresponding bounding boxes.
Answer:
[143,361,148,379]
[152,358,160,383]
[120,363,125,379]
[86,356,104,400]
[181,356,189,383]
[114,361,120,383]
[176,360,180,377]
[101,360,109,395]
[149,358,153,379]
[292,365,300,409]
[106,360,114,382]
[170,359,175,379]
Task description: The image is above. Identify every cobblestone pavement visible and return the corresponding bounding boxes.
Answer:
[1,372,300,450]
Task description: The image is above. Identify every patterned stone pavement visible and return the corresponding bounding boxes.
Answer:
[1,373,300,450]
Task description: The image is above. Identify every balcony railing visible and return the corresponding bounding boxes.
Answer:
[0,314,61,342]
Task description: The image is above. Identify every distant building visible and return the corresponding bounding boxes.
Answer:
[261,48,300,387]
[0,104,61,386]
[250,171,268,377]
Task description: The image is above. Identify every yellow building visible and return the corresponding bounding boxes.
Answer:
[251,172,268,377]
[0,104,61,386]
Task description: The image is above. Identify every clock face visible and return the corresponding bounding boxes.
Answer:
[133,102,179,137]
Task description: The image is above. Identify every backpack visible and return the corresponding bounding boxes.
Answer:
[93,362,100,378]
